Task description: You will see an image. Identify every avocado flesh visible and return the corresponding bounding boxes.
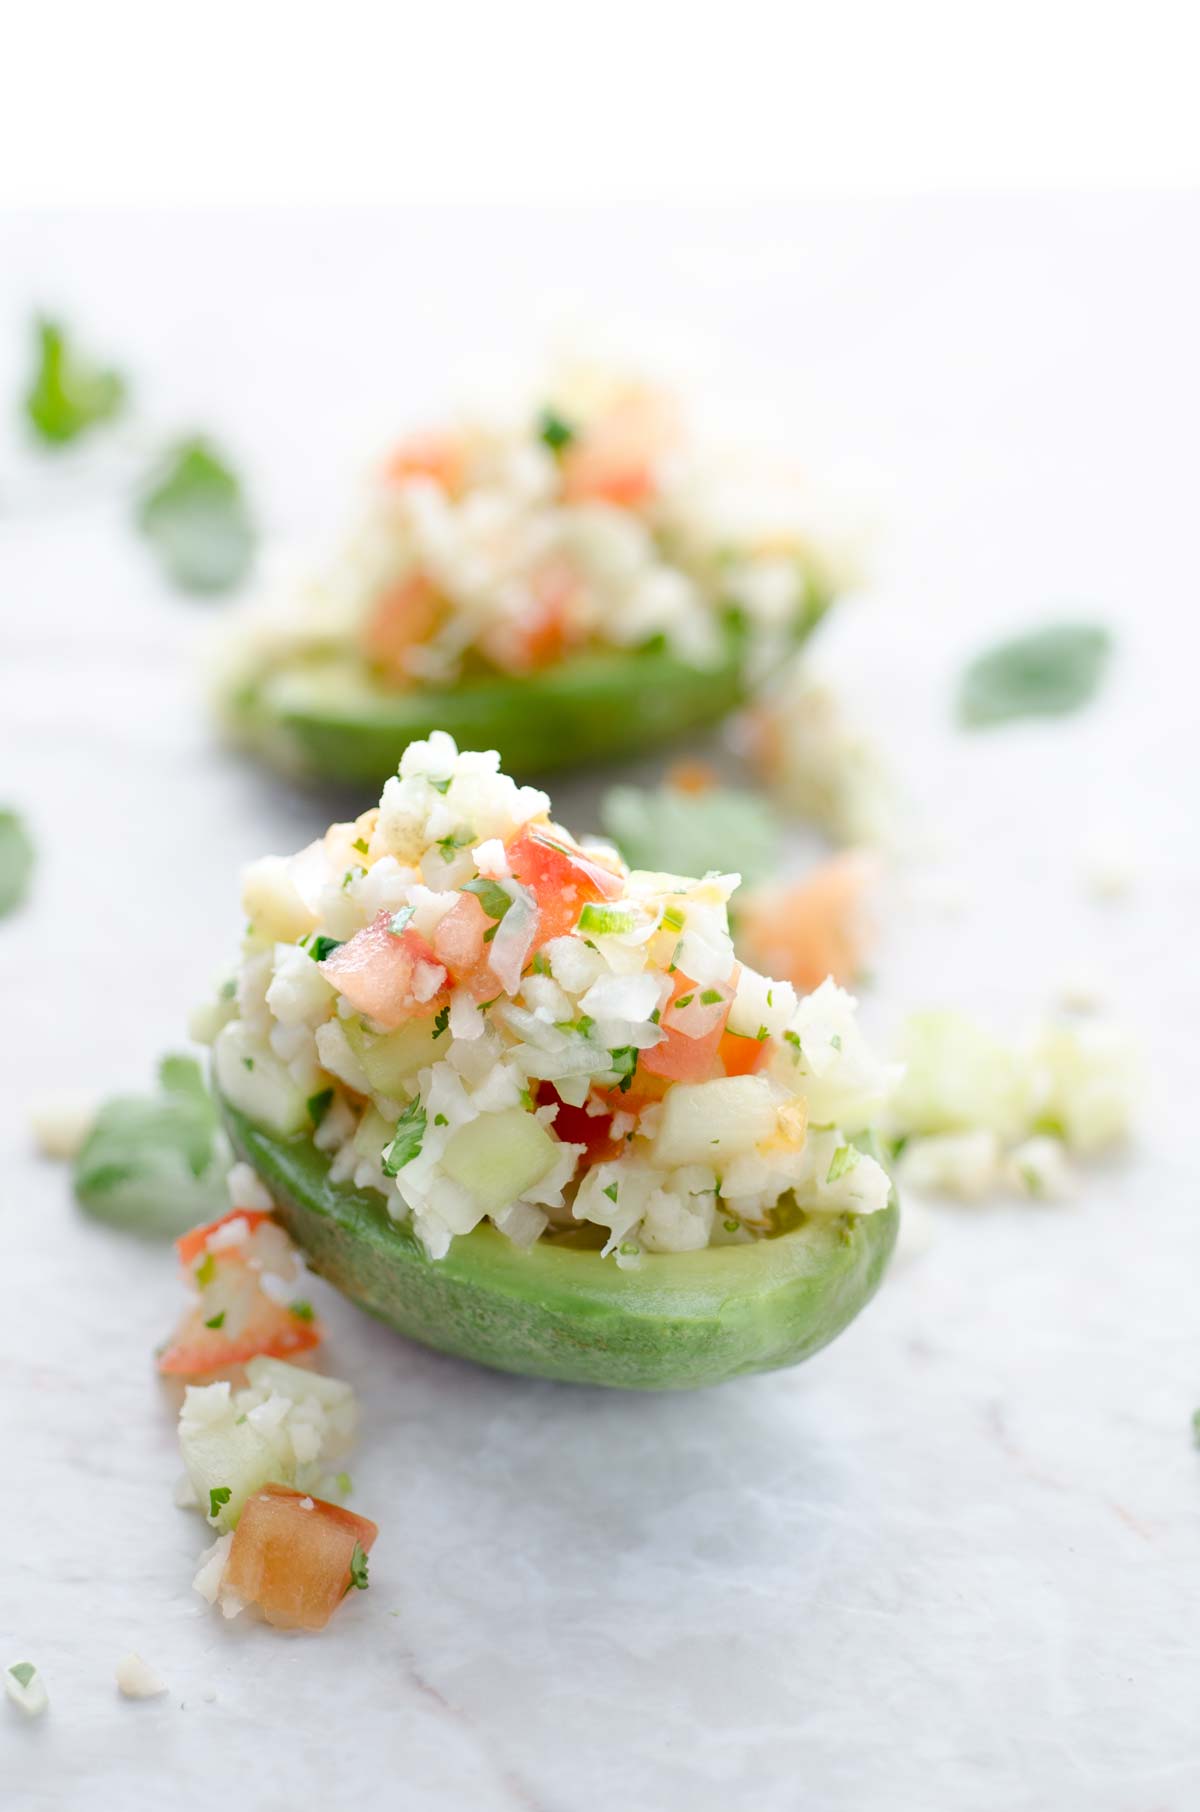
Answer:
[225,594,832,785]
[219,1095,898,1391]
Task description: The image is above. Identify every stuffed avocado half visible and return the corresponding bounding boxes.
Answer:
[217,372,843,783]
[198,734,899,1389]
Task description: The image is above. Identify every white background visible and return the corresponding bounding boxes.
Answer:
[2,14,1200,1809]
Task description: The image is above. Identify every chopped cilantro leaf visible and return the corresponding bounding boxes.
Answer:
[538,407,575,452]
[348,1541,370,1591]
[432,1005,450,1038]
[241,1056,254,1071]
[382,1098,426,1174]
[25,315,126,445]
[336,1471,353,1495]
[531,950,551,975]
[387,906,416,936]
[434,1113,448,1126]
[137,437,255,594]
[603,1182,619,1202]
[428,776,452,794]
[699,989,723,1006]
[675,992,694,1010]
[435,831,473,858]
[209,1486,232,1518]
[204,1311,226,1329]
[352,837,369,855]
[8,1662,36,1690]
[195,1252,216,1289]
[756,1025,769,1042]
[784,1030,802,1051]
[289,1299,315,1322]
[649,1008,661,1025]
[309,936,343,964]
[609,1046,638,1093]
[826,1144,860,1184]
[830,1033,842,1051]
[463,877,513,923]
[307,1087,334,1127]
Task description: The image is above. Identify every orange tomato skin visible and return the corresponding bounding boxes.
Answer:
[561,448,656,507]
[224,1485,379,1632]
[506,829,624,945]
[320,911,448,1031]
[719,1029,772,1077]
[361,574,441,681]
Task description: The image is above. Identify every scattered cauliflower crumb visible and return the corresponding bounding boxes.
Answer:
[885,1011,1133,1202]
[115,1654,169,1699]
[5,1661,48,1719]
[744,666,895,846]
[29,1093,96,1159]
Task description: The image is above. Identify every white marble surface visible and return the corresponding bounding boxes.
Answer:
[2,200,1199,1811]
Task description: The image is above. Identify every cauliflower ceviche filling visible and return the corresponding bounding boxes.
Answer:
[202,736,895,1265]
[232,373,837,694]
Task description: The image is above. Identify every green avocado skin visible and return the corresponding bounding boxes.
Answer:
[227,593,832,785]
[220,1097,898,1391]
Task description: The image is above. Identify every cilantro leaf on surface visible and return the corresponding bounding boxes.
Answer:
[24,316,127,445]
[958,623,1112,727]
[348,1541,370,1591]
[600,784,781,888]
[381,1098,426,1175]
[136,438,255,594]
[73,1055,227,1236]
[0,809,34,917]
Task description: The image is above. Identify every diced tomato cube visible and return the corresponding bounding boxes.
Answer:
[383,433,464,495]
[223,1485,379,1632]
[176,1208,271,1268]
[321,911,447,1031]
[719,1028,772,1077]
[361,575,441,680]
[535,1083,623,1163]
[506,829,623,945]
[431,892,496,1001]
[639,969,735,1084]
[158,1290,322,1378]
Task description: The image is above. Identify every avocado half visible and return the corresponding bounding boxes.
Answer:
[220,1095,898,1391]
[223,592,832,786]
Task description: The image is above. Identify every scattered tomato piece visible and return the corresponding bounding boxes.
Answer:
[176,1208,271,1268]
[163,1212,322,1377]
[321,910,447,1030]
[223,1485,379,1631]
[736,853,874,994]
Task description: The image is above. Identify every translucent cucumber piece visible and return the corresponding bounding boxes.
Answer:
[440,1108,558,1218]
[214,1022,308,1136]
[342,1015,443,1099]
